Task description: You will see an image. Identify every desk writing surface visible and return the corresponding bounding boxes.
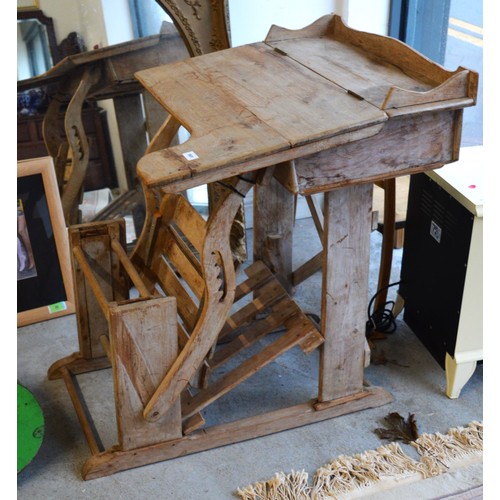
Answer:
[135,41,387,188]
[135,14,478,190]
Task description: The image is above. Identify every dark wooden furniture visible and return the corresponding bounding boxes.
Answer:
[17,24,189,224]
[17,105,117,192]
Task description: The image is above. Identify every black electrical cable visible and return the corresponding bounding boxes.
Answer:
[366,281,402,335]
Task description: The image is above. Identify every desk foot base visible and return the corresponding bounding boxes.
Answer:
[82,385,392,480]
[48,352,111,380]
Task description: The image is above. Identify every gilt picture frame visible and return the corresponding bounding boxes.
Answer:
[17,0,40,11]
[17,157,75,327]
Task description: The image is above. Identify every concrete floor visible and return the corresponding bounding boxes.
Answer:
[17,219,483,499]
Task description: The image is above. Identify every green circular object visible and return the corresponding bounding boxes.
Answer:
[17,383,44,474]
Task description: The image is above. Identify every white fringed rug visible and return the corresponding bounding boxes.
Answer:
[236,421,482,500]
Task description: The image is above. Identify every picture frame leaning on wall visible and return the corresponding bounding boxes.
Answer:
[17,0,40,11]
[17,156,75,327]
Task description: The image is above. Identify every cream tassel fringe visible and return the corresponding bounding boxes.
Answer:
[237,470,311,500]
[310,442,428,499]
[236,421,482,500]
[411,420,483,475]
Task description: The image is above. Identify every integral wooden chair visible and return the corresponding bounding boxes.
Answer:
[48,168,324,479]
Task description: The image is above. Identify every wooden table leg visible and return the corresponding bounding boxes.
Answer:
[113,94,149,190]
[43,89,71,193]
[253,174,295,293]
[318,183,373,403]
[374,178,396,312]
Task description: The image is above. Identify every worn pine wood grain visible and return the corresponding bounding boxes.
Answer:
[266,15,477,111]
[253,175,295,292]
[154,256,200,331]
[272,161,299,194]
[82,386,392,480]
[319,184,372,401]
[60,367,102,456]
[141,176,257,422]
[208,299,292,370]
[200,257,323,400]
[188,43,386,147]
[69,221,128,361]
[294,109,460,195]
[109,298,182,450]
[137,123,385,191]
[48,12,478,479]
[183,315,319,420]
[168,193,207,255]
[134,40,387,190]
[134,14,476,192]
[268,37,432,109]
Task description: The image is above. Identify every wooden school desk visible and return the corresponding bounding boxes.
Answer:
[48,15,478,478]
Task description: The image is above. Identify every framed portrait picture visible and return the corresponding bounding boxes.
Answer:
[17,157,75,327]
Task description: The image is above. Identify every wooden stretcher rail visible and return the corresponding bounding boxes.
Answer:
[109,237,151,298]
[72,246,111,320]
[60,367,103,456]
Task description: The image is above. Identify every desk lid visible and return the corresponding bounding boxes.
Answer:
[266,15,477,115]
[135,15,478,189]
[136,38,388,188]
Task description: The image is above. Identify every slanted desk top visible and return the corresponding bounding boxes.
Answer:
[136,14,477,191]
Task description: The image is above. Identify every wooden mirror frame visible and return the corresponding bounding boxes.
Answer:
[17,9,62,68]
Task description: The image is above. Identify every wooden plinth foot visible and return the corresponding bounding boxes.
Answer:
[48,352,111,380]
[81,385,392,480]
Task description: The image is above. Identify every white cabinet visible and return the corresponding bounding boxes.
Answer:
[400,146,483,398]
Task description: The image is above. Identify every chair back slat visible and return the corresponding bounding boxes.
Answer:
[169,194,207,255]
[154,254,200,332]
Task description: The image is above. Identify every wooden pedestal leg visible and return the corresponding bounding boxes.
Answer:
[318,184,373,404]
[43,90,70,193]
[253,173,295,293]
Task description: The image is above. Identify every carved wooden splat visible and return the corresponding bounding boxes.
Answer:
[155,0,231,56]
